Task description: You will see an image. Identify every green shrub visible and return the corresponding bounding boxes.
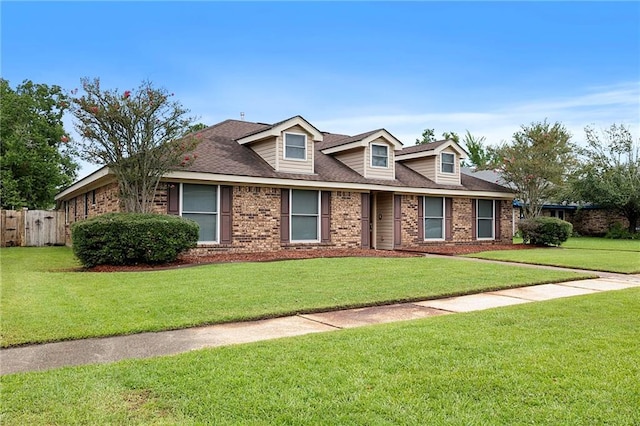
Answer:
[71,213,199,267]
[605,222,640,240]
[518,217,573,246]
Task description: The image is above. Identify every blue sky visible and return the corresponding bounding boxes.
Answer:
[2,1,639,178]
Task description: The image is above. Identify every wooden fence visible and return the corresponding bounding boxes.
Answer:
[1,209,66,247]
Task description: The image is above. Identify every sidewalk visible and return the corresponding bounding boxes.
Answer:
[2,264,639,376]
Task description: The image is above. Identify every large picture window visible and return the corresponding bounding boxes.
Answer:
[371,144,389,168]
[284,133,306,160]
[291,189,319,241]
[424,197,444,240]
[182,184,218,242]
[441,152,455,173]
[477,199,494,239]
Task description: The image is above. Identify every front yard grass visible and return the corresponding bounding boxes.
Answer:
[474,237,640,273]
[0,247,592,347]
[2,288,638,425]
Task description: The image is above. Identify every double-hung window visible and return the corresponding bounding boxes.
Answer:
[441,153,455,173]
[291,189,319,242]
[424,197,445,240]
[477,199,494,239]
[371,144,389,168]
[284,133,306,160]
[182,184,218,243]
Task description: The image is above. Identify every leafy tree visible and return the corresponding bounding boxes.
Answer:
[497,120,575,219]
[569,124,640,233]
[415,129,460,145]
[70,78,201,213]
[0,79,78,209]
[462,130,500,170]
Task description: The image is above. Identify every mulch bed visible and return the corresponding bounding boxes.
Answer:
[85,244,540,272]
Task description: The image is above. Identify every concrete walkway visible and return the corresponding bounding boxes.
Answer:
[2,264,639,376]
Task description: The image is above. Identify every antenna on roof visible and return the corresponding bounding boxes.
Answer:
[240,112,245,121]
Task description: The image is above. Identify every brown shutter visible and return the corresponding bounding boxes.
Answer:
[417,196,424,241]
[321,191,331,243]
[393,194,402,248]
[361,193,370,249]
[471,199,477,240]
[445,197,453,241]
[494,200,501,241]
[220,185,233,244]
[167,183,179,215]
[281,188,290,243]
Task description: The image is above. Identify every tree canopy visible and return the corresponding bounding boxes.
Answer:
[461,130,500,170]
[497,120,575,219]
[415,128,460,145]
[70,78,201,213]
[0,79,78,209]
[569,124,640,233]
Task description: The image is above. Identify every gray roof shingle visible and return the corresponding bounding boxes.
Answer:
[181,119,512,194]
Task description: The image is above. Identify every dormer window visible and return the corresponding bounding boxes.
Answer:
[284,133,307,160]
[441,153,455,173]
[371,144,389,168]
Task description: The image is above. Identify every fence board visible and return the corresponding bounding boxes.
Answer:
[1,210,65,247]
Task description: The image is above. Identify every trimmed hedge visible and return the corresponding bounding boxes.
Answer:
[71,213,199,267]
[518,217,573,246]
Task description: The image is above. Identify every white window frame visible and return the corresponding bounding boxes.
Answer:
[290,189,320,243]
[370,143,389,168]
[424,197,445,241]
[180,183,220,244]
[441,152,455,174]
[283,132,307,161]
[476,199,495,240]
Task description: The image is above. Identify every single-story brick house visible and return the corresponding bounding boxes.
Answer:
[55,115,515,254]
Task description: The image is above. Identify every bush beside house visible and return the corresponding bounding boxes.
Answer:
[518,217,573,246]
[71,213,198,267]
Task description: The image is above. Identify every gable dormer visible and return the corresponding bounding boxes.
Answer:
[321,129,403,180]
[236,116,323,174]
[395,140,467,185]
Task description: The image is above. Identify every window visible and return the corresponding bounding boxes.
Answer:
[441,153,455,173]
[550,210,565,220]
[371,144,389,168]
[291,189,319,241]
[182,184,218,242]
[284,133,306,160]
[477,199,494,239]
[424,197,444,240]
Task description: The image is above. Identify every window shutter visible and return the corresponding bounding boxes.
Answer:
[393,194,402,248]
[417,196,424,241]
[494,200,501,241]
[167,184,180,215]
[220,185,233,244]
[281,188,290,243]
[471,199,477,240]
[445,198,453,241]
[361,193,370,249]
[321,191,331,243]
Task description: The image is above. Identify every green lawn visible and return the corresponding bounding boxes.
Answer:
[2,288,638,425]
[0,247,591,347]
[513,236,640,252]
[474,237,640,273]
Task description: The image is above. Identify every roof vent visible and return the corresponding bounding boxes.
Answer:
[240,112,245,121]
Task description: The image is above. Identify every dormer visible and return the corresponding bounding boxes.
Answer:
[395,140,468,185]
[321,129,403,180]
[236,116,323,174]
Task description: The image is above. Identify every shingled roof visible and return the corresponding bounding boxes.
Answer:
[179,118,511,193]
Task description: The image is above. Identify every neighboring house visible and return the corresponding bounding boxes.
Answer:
[461,167,630,236]
[55,116,515,254]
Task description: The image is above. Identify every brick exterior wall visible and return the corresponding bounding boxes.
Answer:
[330,191,362,248]
[192,187,363,255]
[62,181,513,253]
[400,195,513,248]
[569,209,629,236]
